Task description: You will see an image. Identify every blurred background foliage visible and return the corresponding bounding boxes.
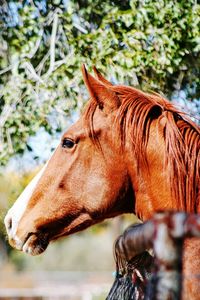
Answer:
[0,0,199,275]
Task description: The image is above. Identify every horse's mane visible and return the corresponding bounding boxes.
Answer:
[84,85,200,212]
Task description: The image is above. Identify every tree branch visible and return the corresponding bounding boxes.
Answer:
[44,12,59,78]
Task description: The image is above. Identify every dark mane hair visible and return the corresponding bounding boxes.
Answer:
[84,85,200,212]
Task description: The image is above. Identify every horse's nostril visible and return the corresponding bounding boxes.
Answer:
[8,217,12,230]
[5,215,13,233]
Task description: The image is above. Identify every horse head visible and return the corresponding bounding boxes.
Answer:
[4,66,135,255]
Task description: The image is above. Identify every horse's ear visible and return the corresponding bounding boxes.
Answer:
[81,64,120,111]
[92,66,113,87]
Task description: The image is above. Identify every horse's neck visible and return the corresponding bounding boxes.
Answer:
[125,117,199,220]
[126,121,178,221]
[128,162,174,220]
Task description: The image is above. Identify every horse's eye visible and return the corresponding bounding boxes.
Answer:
[62,138,75,149]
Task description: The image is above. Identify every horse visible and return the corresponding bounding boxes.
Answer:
[4,65,200,299]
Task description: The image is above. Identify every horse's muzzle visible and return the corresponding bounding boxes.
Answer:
[4,213,49,255]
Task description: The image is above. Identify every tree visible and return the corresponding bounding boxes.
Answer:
[0,0,199,166]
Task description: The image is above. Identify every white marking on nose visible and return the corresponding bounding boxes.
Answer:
[4,164,47,242]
